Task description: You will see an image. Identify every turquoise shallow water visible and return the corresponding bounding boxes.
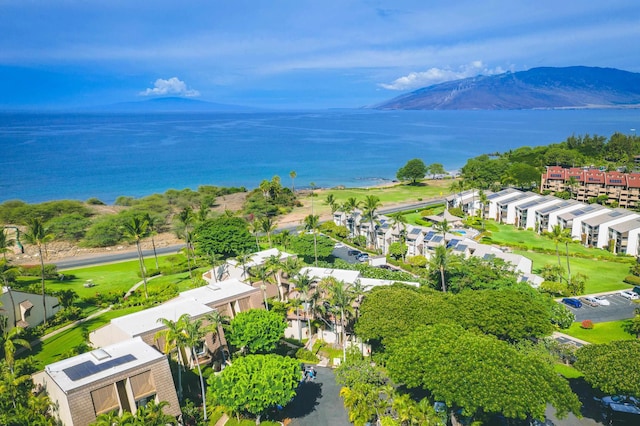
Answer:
[1,109,638,203]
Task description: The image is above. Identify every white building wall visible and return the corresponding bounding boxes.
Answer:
[596,215,640,248]
[627,229,640,256]
[545,203,586,232]
[524,200,562,229]
[571,210,610,240]
[504,195,540,224]
[487,191,523,220]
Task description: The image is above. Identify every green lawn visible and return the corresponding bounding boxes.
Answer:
[562,320,635,344]
[554,363,584,379]
[513,250,630,294]
[28,306,147,368]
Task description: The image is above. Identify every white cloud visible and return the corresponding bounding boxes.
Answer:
[379,62,508,91]
[139,77,200,97]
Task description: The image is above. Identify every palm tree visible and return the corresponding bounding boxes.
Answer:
[23,217,53,325]
[319,277,355,362]
[182,317,208,422]
[0,260,19,328]
[350,279,367,355]
[433,218,451,243]
[362,195,381,249]
[478,190,489,230]
[343,197,361,238]
[155,315,190,400]
[3,326,30,374]
[248,216,262,249]
[567,175,579,198]
[134,399,178,425]
[389,212,408,243]
[291,270,314,339]
[0,229,15,260]
[545,224,573,284]
[264,253,285,301]
[144,213,162,269]
[429,245,455,293]
[276,229,292,251]
[177,207,195,280]
[303,214,320,266]
[309,182,318,214]
[289,170,297,193]
[204,310,230,364]
[325,194,338,214]
[122,215,150,299]
[260,216,276,248]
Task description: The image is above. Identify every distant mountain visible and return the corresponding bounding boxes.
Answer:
[89,97,261,112]
[374,66,640,110]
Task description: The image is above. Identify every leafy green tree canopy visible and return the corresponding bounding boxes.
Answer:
[207,354,300,422]
[386,323,581,421]
[396,159,428,184]
[192,216,255,258]
[575,340,640,396]
[289,233,335,262]
[228,309,286,354]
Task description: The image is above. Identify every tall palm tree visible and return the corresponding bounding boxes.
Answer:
[303,214,320,266]
[429,245,454,293]
[182,317,208,422]
[309,182,318,215]
[433,218,451,243]
[350,279,367,355]
[545,224,573,284]
[122,215,150,299]
[177,207,195,280]
[155,315,189,400]
[134,399,178,425]
[264,253,285,301]
[248,216,262,249]
[319,277,355,362]
[389,212,408,243]
[204,310,230,364]
[0,260,19,328]
[144,213,162,270]
[260,216,276,248]
[325,194,338,214]
[23,217,53,325]
[343,197,361,237]
[0,229,15,260]
[291,270,314,339]
[289,170,297,193]
[362,195,381,249]
[478,190,489,230]
[3,326,30,374]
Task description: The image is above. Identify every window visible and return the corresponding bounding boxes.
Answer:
[91,384,119,415]
[135,394,156,410]
[129,371,156,400]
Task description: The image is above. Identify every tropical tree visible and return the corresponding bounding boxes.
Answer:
[326,193,339,214]
[204,310,230,364]
[319,277,355,362]
[0,260,19,328]
[0,229,15,260]
[389,212,407,243]
[291,270,314,339]
[22,217,53,325]
[259,216,276,248]
[177,206,195,280]
[144,213,162,269]
[182,317,208,421]
[155,315,190,400]
[427,162,446,179]
[433,218,451,241]
[575,340,640,396]
[265,253,286,301]
[122,215,150,298]
[207,354,300,424]
[303,214,320,266]
[227,309,286,354]
[289,170,297,193]
[362,195,381,248]
[132,399,178,425]
[428,245,457,293]
[192,216,256,259]
[544,224,573,285]
[2,326,30,374]
[396,158,428,184]
[478,190,489,229]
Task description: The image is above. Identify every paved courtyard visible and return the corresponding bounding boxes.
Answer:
[281,366,351,426]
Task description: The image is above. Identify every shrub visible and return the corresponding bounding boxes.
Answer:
[581,320,594,329]
[20,263,58,278]
[624,275,640,285]
[296,347,320,363]
[86,197,105,205]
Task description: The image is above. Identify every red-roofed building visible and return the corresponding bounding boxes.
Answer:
[540,166,640,208]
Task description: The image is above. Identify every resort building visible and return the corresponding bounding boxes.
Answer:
[219,248,296,282]
[496,192,540,225]
[33,337,180,426]
[540,166,640,208]
[556,204,607,239]
[580,209,639,248]
[446,189,483,215]
[609,218,640,256]
[514,196,562,230]
[1,287,60,331]
[486,188,524,220]
[534,200,585,234]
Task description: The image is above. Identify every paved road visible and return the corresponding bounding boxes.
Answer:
[563,293,637,323]
[54,244,185,269]
[280,366,351,426]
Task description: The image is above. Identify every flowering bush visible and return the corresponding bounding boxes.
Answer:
[581,319,594,329]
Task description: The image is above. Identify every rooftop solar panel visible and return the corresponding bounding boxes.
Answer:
[63,354,137,381]
[610,211,623,217]
[432,236,443,243]
[424,231,435,241]
[455,244,467,251]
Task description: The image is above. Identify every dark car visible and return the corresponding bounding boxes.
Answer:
[347,249,361,256]
[562,298,582,309]
[633,286,640,296]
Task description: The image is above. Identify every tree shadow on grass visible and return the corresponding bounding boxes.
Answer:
[567,377,605,423]
[279,381,322,420]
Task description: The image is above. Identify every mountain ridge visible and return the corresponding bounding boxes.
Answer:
[374,66,640,110]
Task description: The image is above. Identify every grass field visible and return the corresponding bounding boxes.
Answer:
[554,363,584,379]
[562,320,635,344]
[28,306,147,368]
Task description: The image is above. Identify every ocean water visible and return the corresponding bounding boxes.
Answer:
[1,109,639,204]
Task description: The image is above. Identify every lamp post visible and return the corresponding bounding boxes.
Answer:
[260,284,269,311]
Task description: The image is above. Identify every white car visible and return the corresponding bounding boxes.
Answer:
[619,290,639,300]
[334,242,344,248]
[594,295,611,306]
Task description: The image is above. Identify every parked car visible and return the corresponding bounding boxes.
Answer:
[633,286,640,296]
[562,298,582,308]
[597,395,640,424]
[334,242,344,249]
[579,296,600,307]
[619,290,639,300]
[594,295,611,306]
[356,253,369,262]
[347,249,361,256]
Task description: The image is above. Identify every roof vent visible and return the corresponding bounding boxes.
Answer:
[91,349,111,361]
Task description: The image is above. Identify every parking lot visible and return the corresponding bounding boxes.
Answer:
[562,292,637,323]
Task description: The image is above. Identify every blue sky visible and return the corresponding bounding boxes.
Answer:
[1,0,639,109]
